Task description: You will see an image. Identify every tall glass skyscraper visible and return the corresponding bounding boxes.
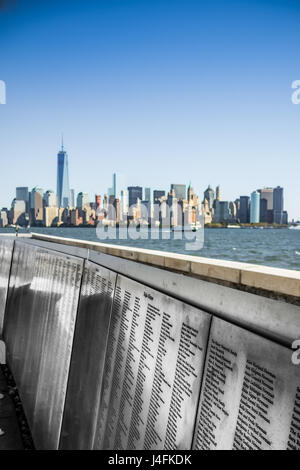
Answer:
[57,140,70,208]
[250,191,260,224]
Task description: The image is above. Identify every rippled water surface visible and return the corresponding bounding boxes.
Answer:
[1,227,299,271]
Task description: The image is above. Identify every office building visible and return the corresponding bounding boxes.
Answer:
[216,185,221,201]
[144,187,151,202]
[153,190,165,203]
[44,190,57,207]
[260,198,268,223]
[10,199,26,225]
[204,185,215,210]
[273,186,284,224]
[128,186,143,208]
[57,139,70,208]
[44,207,59,227]
[170,184,186,201]
[239,196,250,223]
[250,191,260,224]
[16,187,29,212]
[70,189,75,208]
[77,192,90,210]
[30,187,44,225]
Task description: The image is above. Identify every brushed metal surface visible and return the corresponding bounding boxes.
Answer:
[3,240,83,449]
[93,274,211,450]
[88,250,300,348]
[193,317,300,450]
[59,260,117,449]
[0,237,14,335]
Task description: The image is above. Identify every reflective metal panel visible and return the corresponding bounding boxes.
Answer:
[59,261,117,449]
[3,241,83,449]
[93,274,211,450]
[0,237,14,335]
[193,317,300,450]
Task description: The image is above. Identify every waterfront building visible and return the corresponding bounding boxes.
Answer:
[260,198,268,223]
[44,190,57,207]
[170,184,186,201]
[30,187,44,226]
[44,207,59,227]
[112,173,117,198]
[153,190,165,203]
[128,186,143,207]
[57,140,70,208]
[144,187,151,202]
[216,185,221,201]
[70,189,75,208]
[259,188,273,210]
[273,186,284,224]
[250,191,260,224]
[213,200,234,223]
[77,192,90,210]
[239,196,250,223]
[16,187,29,212]
[120,190,129,220]
[0,210,8,227]
[128,186,143,217]
[203,185,215,210]
[10,199,26,225]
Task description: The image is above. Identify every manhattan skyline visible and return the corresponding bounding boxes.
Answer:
[0,0,299,218]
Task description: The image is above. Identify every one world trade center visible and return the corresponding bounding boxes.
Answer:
[57,138,70,208]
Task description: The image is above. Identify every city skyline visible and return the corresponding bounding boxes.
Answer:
[0,1,299,218]
[0,140,289,228]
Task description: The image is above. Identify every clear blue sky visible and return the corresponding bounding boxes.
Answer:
[0,0,299,218]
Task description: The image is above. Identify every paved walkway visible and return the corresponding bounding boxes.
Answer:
[0,369,24,450]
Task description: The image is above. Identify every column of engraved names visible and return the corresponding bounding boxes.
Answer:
[144,312,175,449]
[114,295,142,449]
[287,386,300,449]
[194,339,236,449]
[233,360,275,450]
[95,285,123,448]
[164,323,201,449]
[127,303,162,449]
[103,289,132,448]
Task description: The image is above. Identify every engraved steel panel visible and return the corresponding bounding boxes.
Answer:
[93,274,211,450]
[59,260,117,449]
[0,237,14,335]
[3,241,83,449]
[193,317,300,450]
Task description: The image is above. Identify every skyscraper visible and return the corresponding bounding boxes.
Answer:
[16,187,29,212]
[57,139,70,208]
[273,186,284,224]
[144,187,151,202]
[239,196,250,223]
[204,185,215,210]
[250,191,260,224]
[113,173,117,198]
[170,184,186,201]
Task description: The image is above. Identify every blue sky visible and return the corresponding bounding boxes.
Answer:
[0,0,299,218]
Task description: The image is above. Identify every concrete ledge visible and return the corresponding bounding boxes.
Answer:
[30,233,300,301]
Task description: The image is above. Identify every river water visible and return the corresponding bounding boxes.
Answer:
[1,227,299,271]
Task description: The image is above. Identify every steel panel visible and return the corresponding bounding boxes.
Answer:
[0,237,14,335]
[193,317,300,450]
[59,261,117,449]
[3,241,83,449]
[93,274,211,450]
[89,249,300,348]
